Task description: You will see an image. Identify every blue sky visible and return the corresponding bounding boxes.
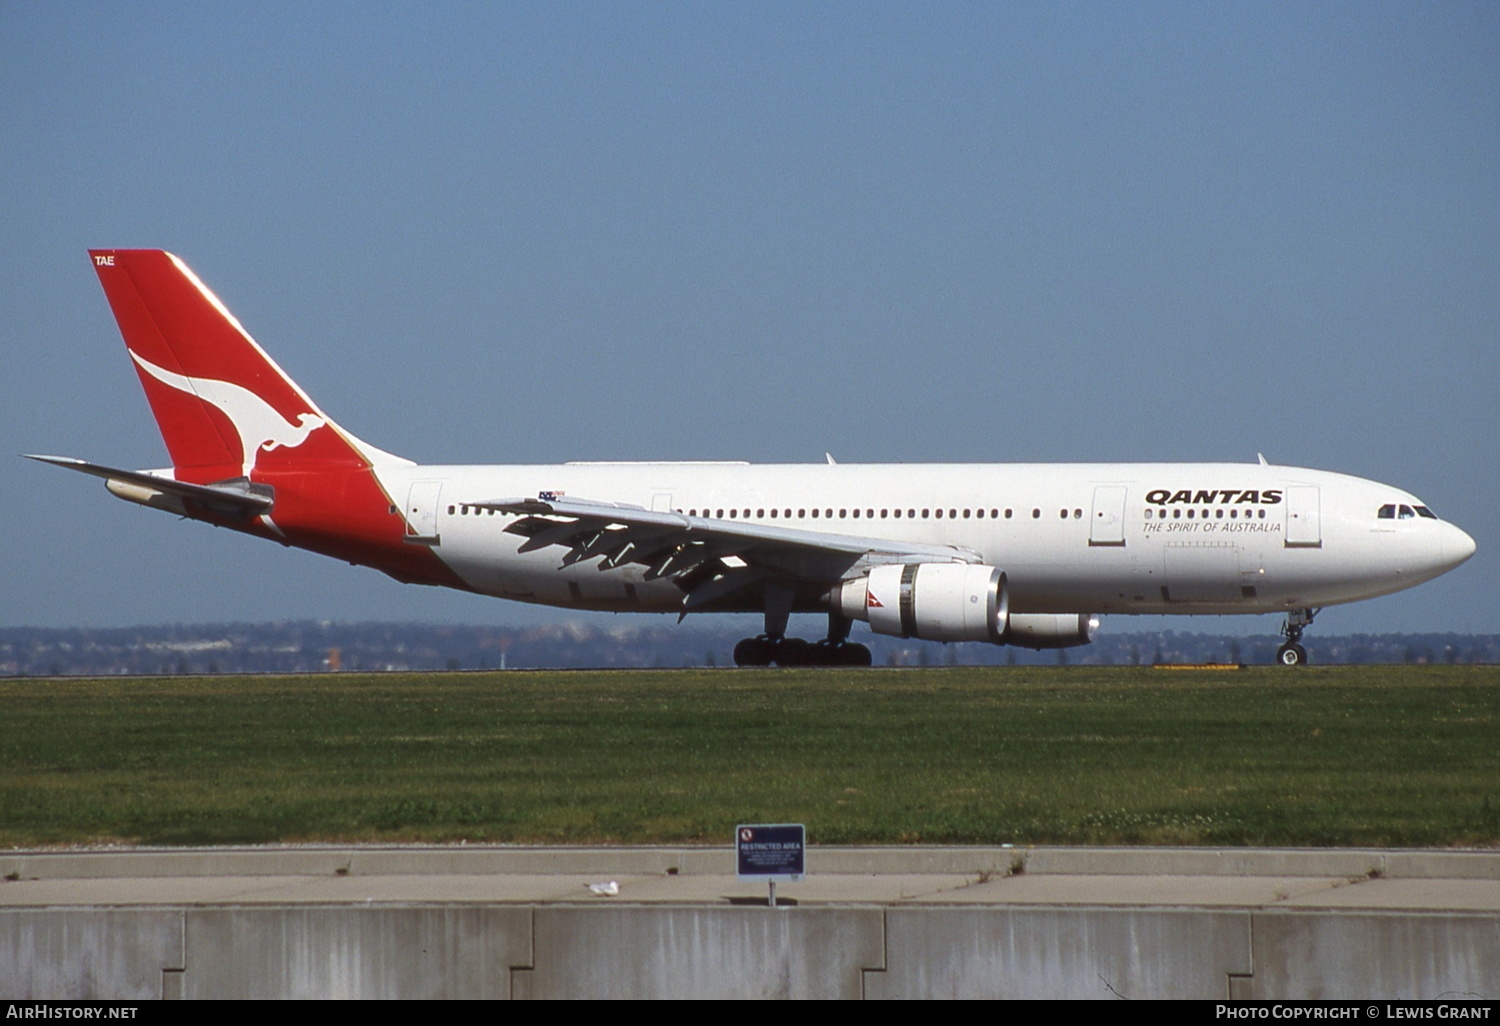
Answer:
[2,2,1496,636]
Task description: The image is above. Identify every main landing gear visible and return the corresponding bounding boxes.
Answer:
[732,589,873,667]
[732,635,873,667]
[1276,608,1318,666]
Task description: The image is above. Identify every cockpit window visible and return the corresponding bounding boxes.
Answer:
[1378,504,1396,519]
[1415,506,1438,519]
[1398,505,1415,519]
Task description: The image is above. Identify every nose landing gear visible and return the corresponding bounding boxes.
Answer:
[1276,608,1318,666]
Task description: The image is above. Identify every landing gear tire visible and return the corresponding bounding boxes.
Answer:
[733,637,775,667]
[837,643,873,667]
[1276,643,1308,667]
[774,638,813,667]
[809,640,873,666]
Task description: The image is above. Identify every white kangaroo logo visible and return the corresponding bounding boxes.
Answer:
[131,351,327,476]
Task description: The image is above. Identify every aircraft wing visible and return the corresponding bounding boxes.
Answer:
[481,494,981,610]
[25,455,274,516]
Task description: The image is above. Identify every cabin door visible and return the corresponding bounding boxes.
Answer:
[1089,486,1128,546]
[1284,486,1321,547]
[404,480,443,544]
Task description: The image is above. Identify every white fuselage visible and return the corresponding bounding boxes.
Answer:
[371,461,1476,618]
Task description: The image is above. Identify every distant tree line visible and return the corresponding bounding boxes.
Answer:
[0,621,1495,676]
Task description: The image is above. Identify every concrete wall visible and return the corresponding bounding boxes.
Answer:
[1249,912,1500,1000]
[4,904,1496,1000]
[524,907,883,999]
[181,907,531,1000]
[2,910,181,1000]
[871,907,1252,1000]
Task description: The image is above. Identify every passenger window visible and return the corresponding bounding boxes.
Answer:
[1059,509,1067,519]
[893,509,901,518]
[1145,508,1153,520]
[811,509,819,518]
[935,509,943,519]
[1187,509,1194,519]
[922,509,930,519]
[1074,509,1082,519]
[1005,509,1013,519]
[1258,509,1266,519]
[1032,509,1040,519]
[757,509,764,518]
[798,509,805,518]
[769,509,777,518]
[1173,509,1181,519]
[964,509,972,519]
[447,505,455,515]
[1216,509,1224,519]
[852,509,859,518]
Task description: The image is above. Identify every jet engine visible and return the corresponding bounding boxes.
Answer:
[1006,613,1100,649]
[836,563,1008,643]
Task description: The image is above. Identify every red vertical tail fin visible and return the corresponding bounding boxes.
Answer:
[89,250,405,482]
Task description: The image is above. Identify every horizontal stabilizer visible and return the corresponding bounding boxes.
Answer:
[24,455,274,516]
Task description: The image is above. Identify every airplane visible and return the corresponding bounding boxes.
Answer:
[28,250,1476,667]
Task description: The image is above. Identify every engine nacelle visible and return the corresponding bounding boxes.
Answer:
[1006,612,1100,649]
[836,563,1009,644]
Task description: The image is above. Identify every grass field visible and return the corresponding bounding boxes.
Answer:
[1,666,1496,848]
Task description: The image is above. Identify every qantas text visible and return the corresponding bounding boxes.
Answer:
[1146,489,1283,505]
